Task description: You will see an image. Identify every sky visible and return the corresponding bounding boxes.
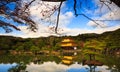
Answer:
[0,0,120,38]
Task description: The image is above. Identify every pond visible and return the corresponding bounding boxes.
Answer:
[0,53,120,72]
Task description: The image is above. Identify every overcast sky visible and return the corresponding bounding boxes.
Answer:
[0,0,120,38]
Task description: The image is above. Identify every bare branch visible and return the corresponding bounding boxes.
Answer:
[55,1,63,33]
[0,20,20,31]
[78,14,103,27]
[41,2,59,19]
[74,0,78,16]
[73,0,102,27]
[100,0,112,11]
[94,19,120,21]
[23,0,36,12]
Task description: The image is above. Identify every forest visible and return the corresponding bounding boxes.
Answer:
[0,28,120,55]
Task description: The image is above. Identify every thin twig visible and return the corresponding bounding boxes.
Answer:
[23,0,36,12]
[78,14,103,27]
[94,19,120,21]
[99,0,112,11]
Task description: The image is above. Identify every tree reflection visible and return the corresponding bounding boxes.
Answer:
[104,55,120,72]
[83,60,103,72]
[8,62,27,72]
[87,65,96,72]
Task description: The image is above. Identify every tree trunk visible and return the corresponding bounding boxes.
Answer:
[89,54,92,60]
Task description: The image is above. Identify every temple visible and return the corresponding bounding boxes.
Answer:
[61,38,77,50]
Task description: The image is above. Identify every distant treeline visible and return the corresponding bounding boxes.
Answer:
[0,29,120,54]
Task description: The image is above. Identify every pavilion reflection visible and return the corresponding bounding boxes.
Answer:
[60,38,78,66]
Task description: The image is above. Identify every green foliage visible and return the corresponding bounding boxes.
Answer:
[30,46,40,53]
[16,45,24,51]
[24,41,34,50]
[0,28,119,54]
[83,40,103,54]
[83,39,106,60]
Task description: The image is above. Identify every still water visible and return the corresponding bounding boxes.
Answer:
[0,54,119,72]
[0,62,111,72]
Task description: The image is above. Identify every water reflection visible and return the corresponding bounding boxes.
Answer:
[0,62,111,72]
[26,62,111,72]
[0,63,17,72]
[26,62,67,72]
[8,62,26,72]
[0,54,119,72]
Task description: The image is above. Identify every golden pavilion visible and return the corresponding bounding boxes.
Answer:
[61,38,77,50]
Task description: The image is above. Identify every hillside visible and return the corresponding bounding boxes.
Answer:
[0,28,120,52]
